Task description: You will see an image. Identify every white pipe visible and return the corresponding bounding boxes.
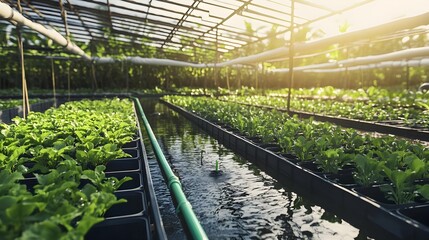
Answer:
[302,58,429,73]
[0,2,90,60]
[340,46,429,67]
[92,57,117,64]
[294,12,429,55]
[206,47,289,67]
[271,46,429,73]
[271,62,338,73]
[126,57,206,67]
[217,12,429,66]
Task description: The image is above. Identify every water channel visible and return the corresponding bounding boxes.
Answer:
[140,98,370,239]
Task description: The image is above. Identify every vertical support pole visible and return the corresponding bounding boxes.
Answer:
[344,47,349,89]
[67,61,71,101]
[406,62,410,90]
[286,0,295,114]
[226,67,230,91]
[51,58,57,106]
[214,28,219,88]
[261,63,265,95]
[123,61,129,92]
[344,67,349,89]
[193,46,198,88]
[255,65,259,89]
[91,62,98,91]
[237,67,242,89]
[17,0,30,117]
[203,67,207,95]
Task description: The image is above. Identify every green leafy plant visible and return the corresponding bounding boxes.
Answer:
[315,148,353,174]
[164,95,429,206]
[380,158,426,204]
[353,154,385,186]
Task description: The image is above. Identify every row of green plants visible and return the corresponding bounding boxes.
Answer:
[0,86,259,97]
[219,94,429,128]
[0,99,41,111]
[267,86,429,104]
[0,98,137,239]
[164,96,429,205]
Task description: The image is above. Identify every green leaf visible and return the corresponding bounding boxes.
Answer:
[418,185,429,200]
[19,221,63,240]
[0,196,18,211]
[74,215,104,236]
[6,203,37,221]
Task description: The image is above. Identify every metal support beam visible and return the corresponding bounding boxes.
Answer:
[161,0,200,48]
[214,27,219,87]
[66,0,95,39]
[51,58,57,106]
[195,0,253,46]
[231,0,373,53]
[286,0,295,114]
[106,0,113,30]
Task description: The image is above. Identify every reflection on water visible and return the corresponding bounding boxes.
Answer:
[141,99,367,240]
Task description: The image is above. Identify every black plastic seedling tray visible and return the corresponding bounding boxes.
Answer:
[163,100,429,240]
[233,101,429,141]
[85,216,151,240]
[105,191,147,219]
[0,99,55,124]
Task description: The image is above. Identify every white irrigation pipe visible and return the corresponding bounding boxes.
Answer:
[271,46,429,73]
[91,56,251,68]
[0,2,90,60]
[98,11,429,68]
[125,57,206,67]
[340,46,429,67]
[92,57,204,67]
[300,58,429,73]
[208,12,429,66]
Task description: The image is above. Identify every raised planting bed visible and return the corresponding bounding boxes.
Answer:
[162,96,429,240]
[0,98,165,240]
[0,99,55,124]
[225,95,429,141]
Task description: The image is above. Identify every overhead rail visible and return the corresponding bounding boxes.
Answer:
[132,97,208,240]
[270,46,429,73]
[0,2,90,60]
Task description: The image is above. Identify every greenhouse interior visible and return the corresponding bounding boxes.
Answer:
[1,0,429,239]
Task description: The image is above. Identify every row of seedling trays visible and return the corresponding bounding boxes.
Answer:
[218,95,429,140]
[0,99,55,124]
[0,98,163,240]
[162,96,429,240]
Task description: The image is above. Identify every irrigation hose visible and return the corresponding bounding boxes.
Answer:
[132,97,208,240]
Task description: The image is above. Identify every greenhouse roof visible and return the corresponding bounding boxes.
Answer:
[0,0,374,55]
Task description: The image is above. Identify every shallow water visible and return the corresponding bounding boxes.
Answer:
[141,99,369,239]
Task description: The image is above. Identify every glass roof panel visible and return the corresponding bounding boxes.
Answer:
[7,0,426,60]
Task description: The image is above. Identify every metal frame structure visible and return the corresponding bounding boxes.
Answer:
[0,0,374,59]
